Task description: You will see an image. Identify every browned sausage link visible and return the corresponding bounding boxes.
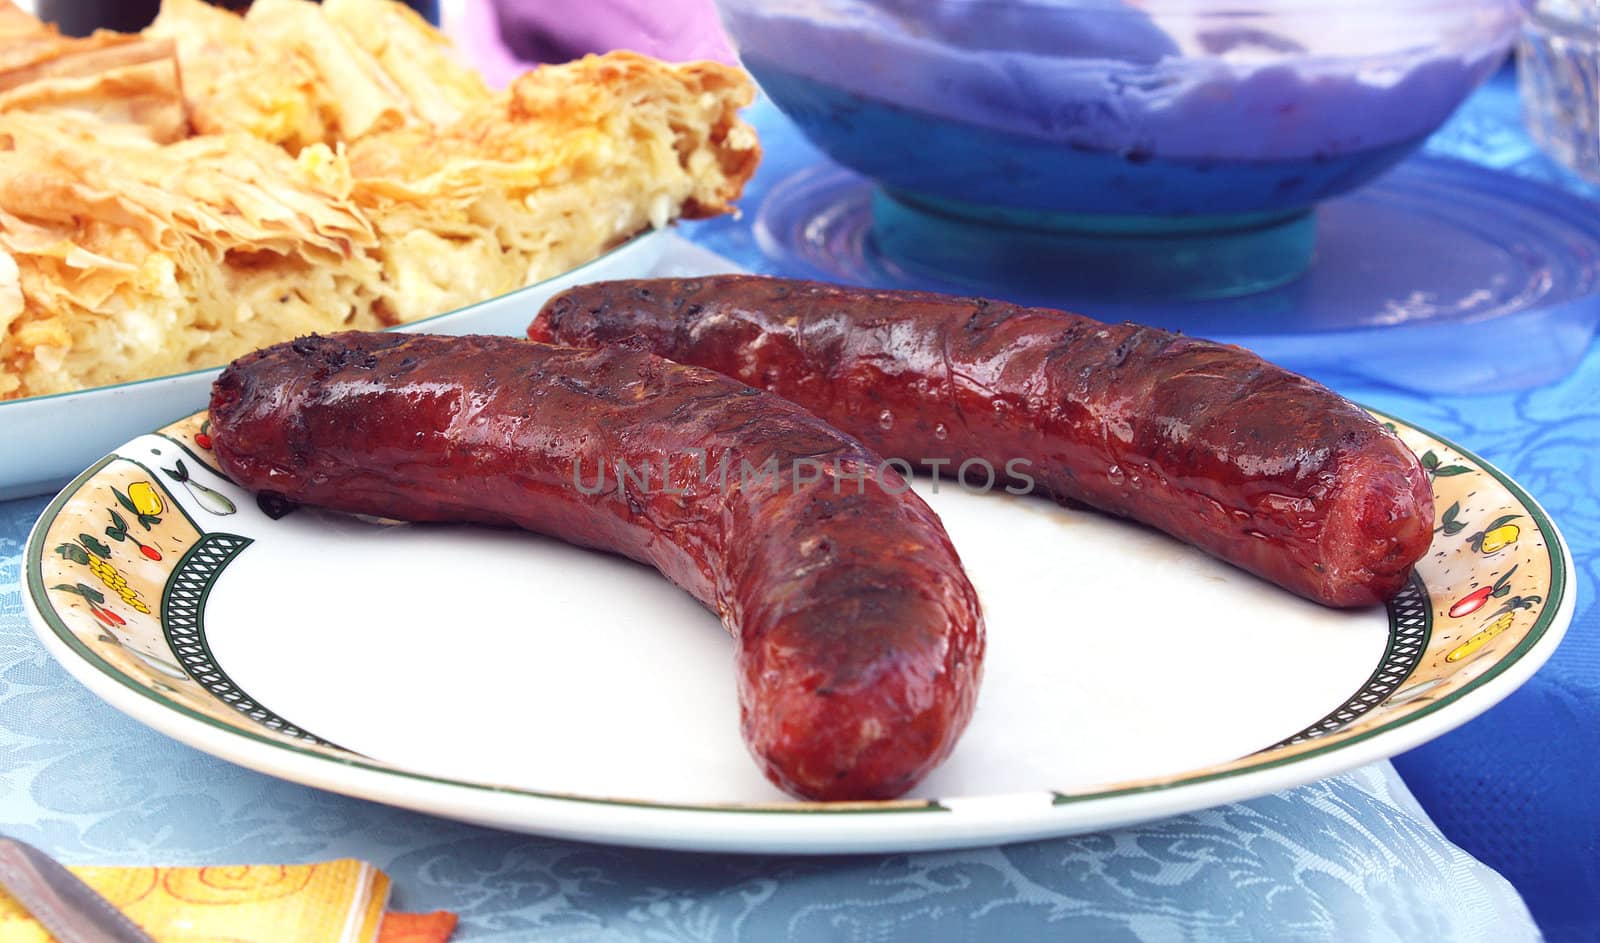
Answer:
[209,332,984,800]
[532,277,1434,608]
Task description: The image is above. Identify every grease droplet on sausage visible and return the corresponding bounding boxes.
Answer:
[877,409,894,431]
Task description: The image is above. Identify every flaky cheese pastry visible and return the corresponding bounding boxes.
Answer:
[316,0,492,130]
[0,112,380,398]
[0,0,187,143]
[349,52,759,323]
[147,0,490,150]
[144,0,328,151]
[0,0,759,400]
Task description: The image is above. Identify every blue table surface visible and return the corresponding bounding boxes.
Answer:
[0,69,1593,941]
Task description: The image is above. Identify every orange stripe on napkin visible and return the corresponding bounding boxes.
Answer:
[378,910,459,943]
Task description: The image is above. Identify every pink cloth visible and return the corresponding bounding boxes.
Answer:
[451,0,735,88]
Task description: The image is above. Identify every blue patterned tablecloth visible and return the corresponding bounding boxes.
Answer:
[0,72,1590,941]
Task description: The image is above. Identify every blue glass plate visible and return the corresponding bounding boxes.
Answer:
[754,157,1600,395]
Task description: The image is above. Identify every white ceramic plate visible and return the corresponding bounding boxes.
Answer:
[22,411,1572,853]
[0,231,668,501]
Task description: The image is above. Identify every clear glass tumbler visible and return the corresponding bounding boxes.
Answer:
[1521,0,1600,183]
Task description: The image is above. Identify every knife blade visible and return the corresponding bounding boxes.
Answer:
[0,836,159,943]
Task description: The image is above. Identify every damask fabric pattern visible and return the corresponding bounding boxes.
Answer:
[0,417,1542,937]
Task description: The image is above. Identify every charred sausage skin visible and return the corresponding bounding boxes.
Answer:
[532,277,1434,608]
[209,332,984,800]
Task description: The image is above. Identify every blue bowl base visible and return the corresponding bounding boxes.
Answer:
[871,188,1317,301]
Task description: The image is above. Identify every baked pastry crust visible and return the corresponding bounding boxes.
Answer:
[0,2,187,143]
[0,0,758,399]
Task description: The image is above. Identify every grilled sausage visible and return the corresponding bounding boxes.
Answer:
[532,276,1434,607]
[208,332,984,800]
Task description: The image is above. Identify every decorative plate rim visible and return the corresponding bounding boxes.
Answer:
[20,409,1575,851]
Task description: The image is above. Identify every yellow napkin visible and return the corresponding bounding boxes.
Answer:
[0,859,456,943]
